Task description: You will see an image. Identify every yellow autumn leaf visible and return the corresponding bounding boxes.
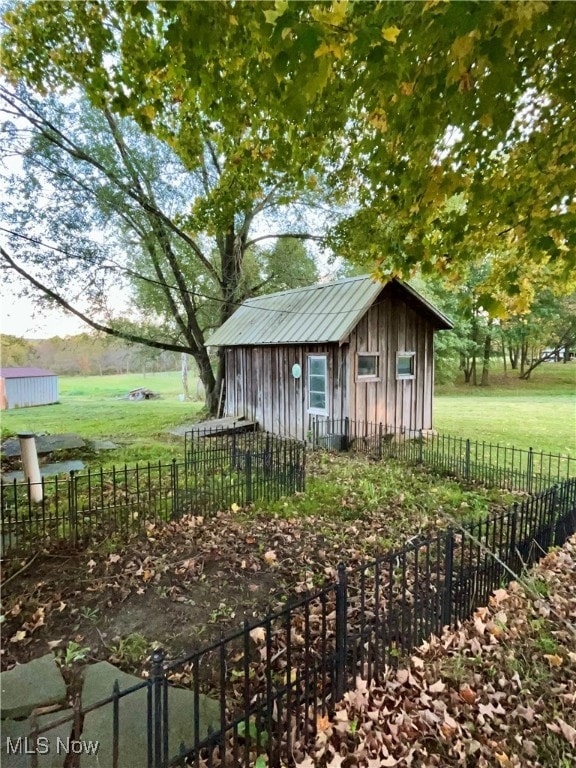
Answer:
[543,653,563,667]
[140,104,156,121]
[10,630,27,643]
[451,33,475,60]
[382,26,401,44]
[314,41,345,60]
[231,502,240,512]
[400,81,415,96]
[495,752,513,768]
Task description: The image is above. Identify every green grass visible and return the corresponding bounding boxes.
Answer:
[250,452,513,539]
[0,371,204,466]
[434,361,576,456]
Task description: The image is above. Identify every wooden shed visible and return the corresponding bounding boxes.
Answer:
[205,276,452,441]
[0,368,59,410]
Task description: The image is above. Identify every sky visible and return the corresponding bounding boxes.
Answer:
[0,291,87,339]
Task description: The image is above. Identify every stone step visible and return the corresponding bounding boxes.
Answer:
[80,661,220,768]
[0,654,67,720]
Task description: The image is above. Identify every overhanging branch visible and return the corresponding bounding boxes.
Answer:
[244,233,326,248]
[0,246,193,355]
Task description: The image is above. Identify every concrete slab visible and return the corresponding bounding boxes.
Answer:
[1,709,73,768]
[168,416,256,438]
[80,661,220,768]
[2,461,86,483]
[1,434,86,458]
[0,655,66,720]
[88,440,119,451]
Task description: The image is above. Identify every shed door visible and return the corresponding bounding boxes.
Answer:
[307,354,328,416]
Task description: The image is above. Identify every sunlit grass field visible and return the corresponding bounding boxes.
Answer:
[0,371,204,465]
[1,362,574,467]
[434,362,576,456]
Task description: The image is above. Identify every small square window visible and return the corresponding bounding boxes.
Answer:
[357,353,379,379]
[396,352,415,379]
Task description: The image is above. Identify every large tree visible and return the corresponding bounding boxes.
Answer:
[0,82,332,413]
[3,0,574,308]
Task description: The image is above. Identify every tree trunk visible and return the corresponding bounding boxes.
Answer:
[501,332,507,375]
[520,341,529,377]
[192,346,217,413]
[181,353,190,399]
[481,325,492,386]
[508,345,519,370]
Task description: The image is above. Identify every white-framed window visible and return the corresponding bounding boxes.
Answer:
[396,351,416,380]
[308,354,328,414]
[357,352,380,380]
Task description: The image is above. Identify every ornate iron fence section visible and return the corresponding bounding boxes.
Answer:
[311,417,574,493]
[14,476,576,768]
[0,431,305,557]
[183,427,306,513]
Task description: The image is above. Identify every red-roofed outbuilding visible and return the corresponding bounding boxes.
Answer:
[0,368,59,410]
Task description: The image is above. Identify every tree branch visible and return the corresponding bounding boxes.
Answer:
[244,233,326,248]
[0,246,192,355]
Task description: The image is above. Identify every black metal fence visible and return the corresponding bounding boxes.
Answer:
[19,476,576,768]
[184,427,306,509]
[312,417,574,493]
[0,430,305,557]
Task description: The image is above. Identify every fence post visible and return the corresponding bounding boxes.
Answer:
[418,429,423,465]
[171,459,178,520]
[151,647,166,768]
[441,529,454,629]
[335,562,348,701]
[465,439,471,482]
[68,470,78,547]
[245,451,253,504]
[378,422,383,461]
[344,417,350,451]
[527,447,534,495]
[509,503,518,570]
[550,484,560,547]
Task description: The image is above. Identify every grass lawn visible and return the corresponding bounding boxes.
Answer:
[0,371,204,465]
[434,361,576,456]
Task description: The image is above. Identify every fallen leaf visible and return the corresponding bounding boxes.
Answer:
[263,550,277,565]
[459,686,476,704]
[543,653,563,667]
[492,588,509,604]
[249,626,266,644]
[429,679,446,693]
[495,752,513,768]
[10,630,27,643]
[316,713,331,733]
[556,717,576,747]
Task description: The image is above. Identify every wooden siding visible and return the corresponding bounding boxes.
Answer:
[347,284,435,431]
[225,344,348,441]
[223,282,439,438]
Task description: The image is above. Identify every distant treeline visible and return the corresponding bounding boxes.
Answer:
[1,334,183,376]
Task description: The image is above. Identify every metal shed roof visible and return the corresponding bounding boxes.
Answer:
[206,276,452,347]
[0,367,56,379]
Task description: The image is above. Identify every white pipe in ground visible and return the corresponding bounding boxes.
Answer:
[18,432,43,503]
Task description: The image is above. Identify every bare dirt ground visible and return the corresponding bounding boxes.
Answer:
[1,455,512,675]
